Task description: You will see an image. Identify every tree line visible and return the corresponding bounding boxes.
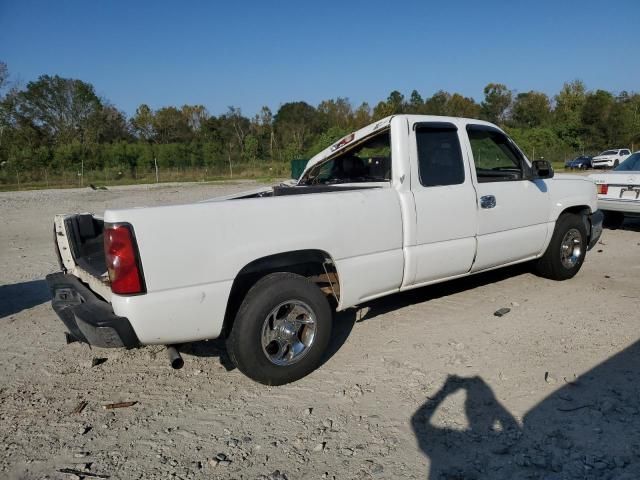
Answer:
[0,60,639,186]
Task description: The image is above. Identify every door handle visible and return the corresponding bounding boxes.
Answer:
[480,195,496,209]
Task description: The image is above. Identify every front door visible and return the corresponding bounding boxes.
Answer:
[407,121,478,286]
[464,124,551,272]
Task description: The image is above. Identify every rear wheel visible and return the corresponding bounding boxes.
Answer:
[535,213,588,280]
[226,272,332,385]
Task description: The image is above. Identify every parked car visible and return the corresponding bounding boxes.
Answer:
[564,155,592,170]
[46,115,604,385]
[592,148,631,169]
[589,151,640,228]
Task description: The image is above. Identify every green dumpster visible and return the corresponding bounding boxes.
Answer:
[290,159,308,180]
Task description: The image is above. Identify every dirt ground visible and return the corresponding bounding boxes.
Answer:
[1,182,639,480]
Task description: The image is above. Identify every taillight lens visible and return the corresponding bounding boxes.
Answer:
[596,184,608,195]
[104,224,145,295]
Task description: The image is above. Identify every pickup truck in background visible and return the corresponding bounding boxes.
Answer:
[47,115,603,385]
[591,148,631,169]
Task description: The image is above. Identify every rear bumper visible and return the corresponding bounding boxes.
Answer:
[588,210,604,250]
[45,272,139,348]
[598,198,640,214]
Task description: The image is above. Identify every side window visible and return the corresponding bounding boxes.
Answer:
[467,125,525,183]
[416,124,465,187]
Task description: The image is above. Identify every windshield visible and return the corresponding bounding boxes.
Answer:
[300,130,391,185]
[599,150,618,156]
[614,153,640,171]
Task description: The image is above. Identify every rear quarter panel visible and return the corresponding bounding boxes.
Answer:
[104,188,404,344]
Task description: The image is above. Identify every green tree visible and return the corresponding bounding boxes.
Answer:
[153,106,192,143]
[13,75,102,144]
[481,83,512,124]
[582,90,614,149]
[408,89,424,114]
[424,91,450,115]
[273,102,321,158]
[511,91,551,128]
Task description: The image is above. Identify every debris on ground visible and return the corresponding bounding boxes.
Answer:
[57,468,109,478]
[494,307,511,317]
[72,401,88,415]
[91,357,107,367]
[102,401,137,410]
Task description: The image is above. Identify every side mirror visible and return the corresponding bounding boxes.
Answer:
[531,160,554,179]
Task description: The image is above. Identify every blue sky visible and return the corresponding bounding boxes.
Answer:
[1,0,638,117]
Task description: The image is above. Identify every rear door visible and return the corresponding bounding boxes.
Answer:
[406,121,478,286]
[464,124,551,271]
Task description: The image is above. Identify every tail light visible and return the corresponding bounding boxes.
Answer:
[104,224,146,295]
[596,184,608,195]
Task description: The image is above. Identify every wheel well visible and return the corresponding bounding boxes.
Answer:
[558,205,592,236]
[221,250,340,337]
[560,205,591,217]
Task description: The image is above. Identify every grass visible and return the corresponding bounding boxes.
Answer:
[0,164,292,192]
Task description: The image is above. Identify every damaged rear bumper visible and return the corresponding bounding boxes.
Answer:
[46,272,139,348]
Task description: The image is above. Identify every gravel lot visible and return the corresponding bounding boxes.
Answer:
[1,182,639,480]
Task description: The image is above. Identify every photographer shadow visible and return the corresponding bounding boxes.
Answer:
[412,340,640,479]
[411,375,521,479]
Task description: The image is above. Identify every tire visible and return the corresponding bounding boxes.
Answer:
[226,272,332,385]
[535,213,588,280]
[603,210,625,230]
[613,160,619,168]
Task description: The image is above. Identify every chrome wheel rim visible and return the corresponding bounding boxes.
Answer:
[560,228,583,269]
[261,301,317,366]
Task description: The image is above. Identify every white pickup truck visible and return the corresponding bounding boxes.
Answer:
[591,148,631,169]
[47,115,603,385]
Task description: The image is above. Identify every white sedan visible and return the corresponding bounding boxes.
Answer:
[590,152,640,227]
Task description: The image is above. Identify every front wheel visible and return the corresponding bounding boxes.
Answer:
[226,272,332,385]
[613,160,619,168]
[534,213,588,280]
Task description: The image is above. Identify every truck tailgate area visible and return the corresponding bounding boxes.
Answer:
[54,213,112,301]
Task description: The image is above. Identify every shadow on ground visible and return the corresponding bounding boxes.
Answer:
[412,341,640,479]
[618,216,640,232]
[357,263,530,324]
[0,279,51,319]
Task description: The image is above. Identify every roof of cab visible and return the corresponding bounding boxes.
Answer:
[301,114,500,175]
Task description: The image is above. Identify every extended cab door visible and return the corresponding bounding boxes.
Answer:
[405,121,478,286]
[464,124,551,271]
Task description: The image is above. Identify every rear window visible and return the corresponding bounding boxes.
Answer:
[300,130,391,185]
[415,124,465,187]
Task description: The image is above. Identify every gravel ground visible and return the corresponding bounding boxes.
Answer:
[1,182,639,480]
